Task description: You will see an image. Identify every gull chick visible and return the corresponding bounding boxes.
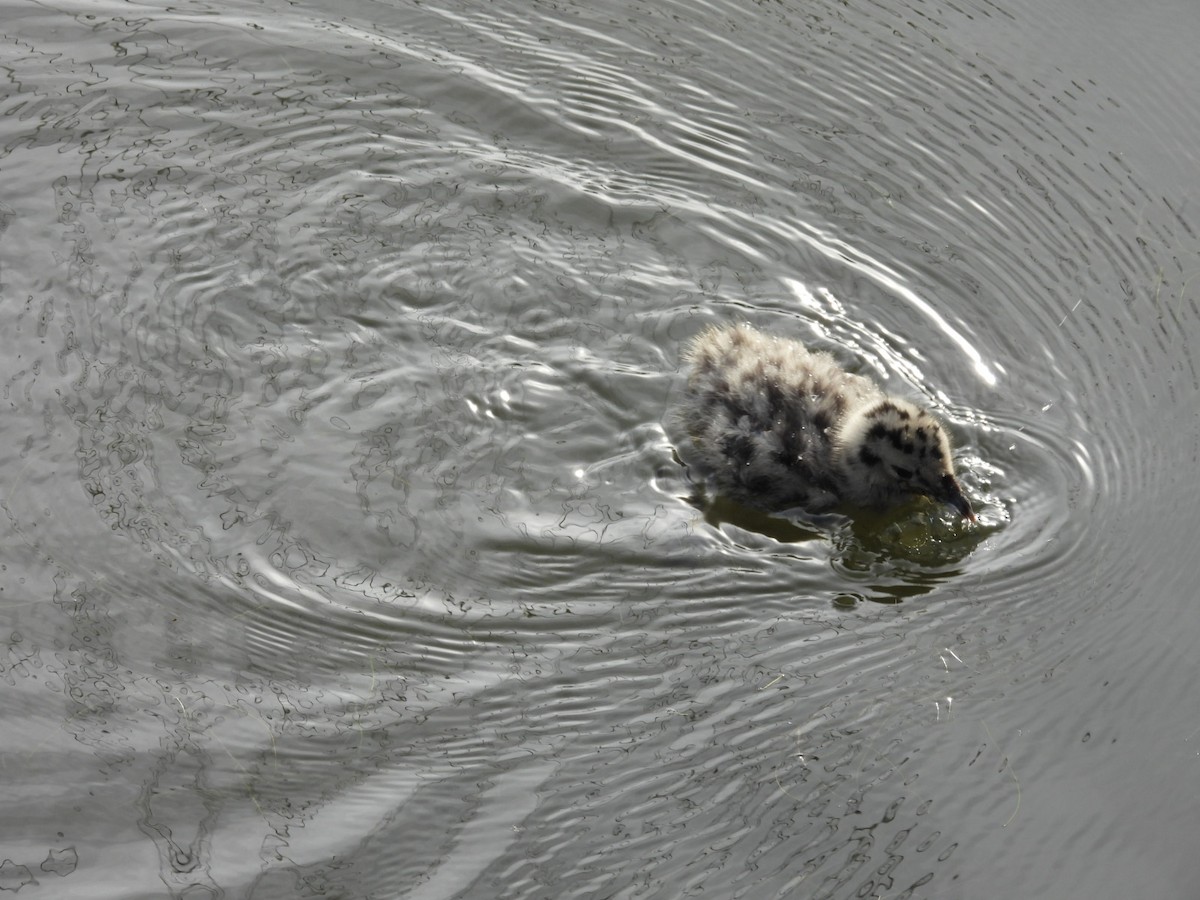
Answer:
[678,323,973,520]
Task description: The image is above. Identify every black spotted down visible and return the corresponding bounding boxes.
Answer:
[677,323,973,517]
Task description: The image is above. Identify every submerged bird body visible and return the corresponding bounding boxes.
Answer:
[678,323,972,519]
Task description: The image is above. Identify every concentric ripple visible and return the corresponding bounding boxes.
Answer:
[0,0,1197,897]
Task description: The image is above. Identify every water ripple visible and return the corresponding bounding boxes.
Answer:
[2,0,1199,896]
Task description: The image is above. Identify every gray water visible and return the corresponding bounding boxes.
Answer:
[2,0,1198,898]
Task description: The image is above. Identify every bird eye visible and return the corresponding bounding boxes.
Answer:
[891,466,913,480]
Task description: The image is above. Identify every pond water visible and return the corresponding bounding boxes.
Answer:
[1,0,1198,897]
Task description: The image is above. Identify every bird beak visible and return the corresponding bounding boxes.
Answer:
[943,478,975,522]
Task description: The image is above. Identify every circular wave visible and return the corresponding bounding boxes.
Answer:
[4,0,1198,897]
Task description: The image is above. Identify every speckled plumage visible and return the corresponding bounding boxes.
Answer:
[678,323,973,519]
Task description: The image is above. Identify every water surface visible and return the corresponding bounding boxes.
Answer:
[1,0,1198,897]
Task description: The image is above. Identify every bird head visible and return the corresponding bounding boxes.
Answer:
[836,398,975,520]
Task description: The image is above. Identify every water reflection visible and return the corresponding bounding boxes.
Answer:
[695,488,986,603]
